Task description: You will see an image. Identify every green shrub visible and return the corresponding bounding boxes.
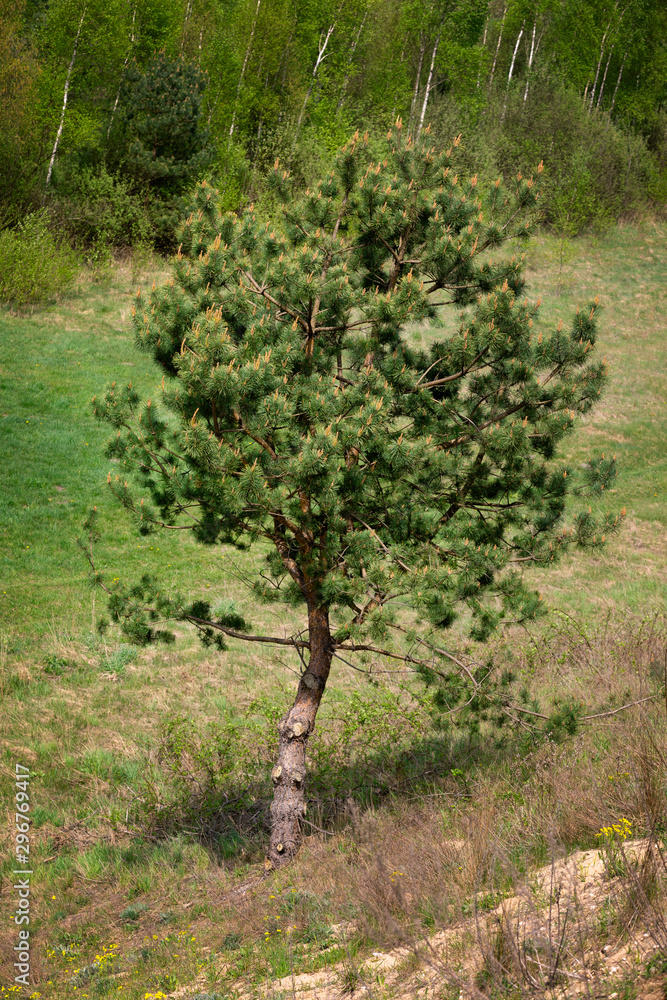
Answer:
[496,80,657,232]
[0,211,78,306]
[139,691,454,847]
[52,164,153,251]
[419,81,659,235]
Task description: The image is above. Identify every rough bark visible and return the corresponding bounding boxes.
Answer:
[267,603,333,867]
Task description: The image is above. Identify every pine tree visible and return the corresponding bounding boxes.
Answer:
[107,50,214,245]
[91,124,622,867]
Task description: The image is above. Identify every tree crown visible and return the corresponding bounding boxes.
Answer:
[93,125,620,658]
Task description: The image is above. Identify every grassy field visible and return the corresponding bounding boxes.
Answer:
[0,222,666,1000]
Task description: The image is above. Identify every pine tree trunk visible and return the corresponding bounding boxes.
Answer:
[267,603,333,868]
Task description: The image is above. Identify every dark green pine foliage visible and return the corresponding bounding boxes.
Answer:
[94,124,622,703]
[108,50,214,245]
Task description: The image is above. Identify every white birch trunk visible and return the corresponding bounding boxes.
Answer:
[476,17,488,89]
[501,21,523,117]
[417,30,441,136]
[597,45,614,107]
[181,0,193,55]
[228,0,262,143]
[294,24,335,135]
[336,11,368,111]
[522,18,537,103]
[588,23,610,112]
[507,23,524,87]
[46,3,87,189]
[610,49,627,114]
[488,3,507,88]
[107,7,136,139]
[408,33,427,133]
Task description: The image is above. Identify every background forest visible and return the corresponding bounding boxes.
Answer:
[1,0,666,274]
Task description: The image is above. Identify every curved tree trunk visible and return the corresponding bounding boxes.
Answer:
[267,603,333,867]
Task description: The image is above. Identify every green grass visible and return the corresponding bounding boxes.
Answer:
[408,220,667,615]
[0,225,665,1000]
[522,222,667,613]
[1,222,665,652]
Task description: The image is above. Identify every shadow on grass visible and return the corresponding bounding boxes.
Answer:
[136,710,502,864]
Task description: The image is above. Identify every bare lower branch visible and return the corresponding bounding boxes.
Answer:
[185,614,310,649]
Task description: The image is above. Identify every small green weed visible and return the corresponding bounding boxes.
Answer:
[100,643,136,674]
[337,957,366,995]
[596,818,633,878]
[44,653,70,675]
[120,902,149,922]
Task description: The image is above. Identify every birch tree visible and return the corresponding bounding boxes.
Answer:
[522,12,544,103]
[488,1,507,88]
[228,0,261,143]
[107,6,136,139]
[45,2,86,188]
[294,23,337,134]
[417,28,442,135]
